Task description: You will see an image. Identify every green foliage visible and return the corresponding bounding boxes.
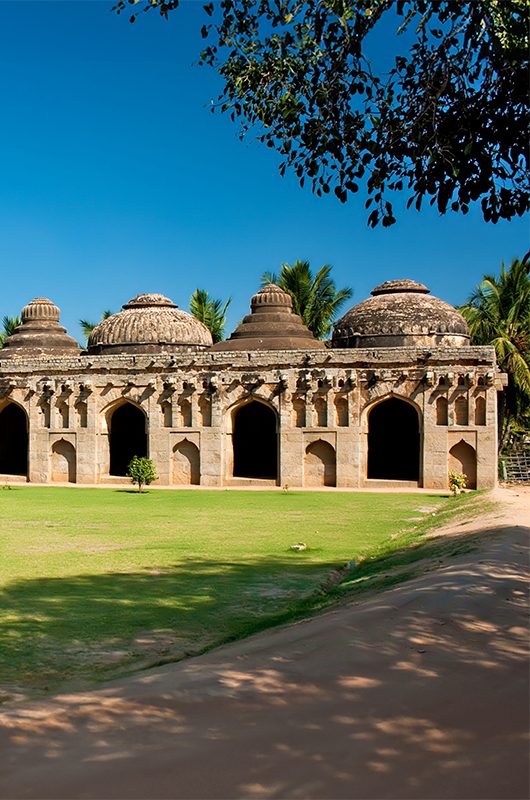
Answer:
[262,260,352,339]
[0,486,461,696]
[460,255,530,451]
[79,310,113,341]
[126,455,158,492]
[0,315,21,348]
[113,1,529,227]
[448,471,467,495]
[190,288,231,343]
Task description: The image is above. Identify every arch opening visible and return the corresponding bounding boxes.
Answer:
[455,396,468,426]
[292,397,305,428]
[314,396,327,427]
[368,397,420,481]
[233,401,278,480]
[448,440,477,489]
[335,396,348,427]
[436,396,448,426]
[0,403,28,476]
[109,403,147,476]
[51,440,76,483]
[305,440,336,487]
[173,439,200,485]
[475,396,486,426]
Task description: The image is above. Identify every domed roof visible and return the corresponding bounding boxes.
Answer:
[87,293,212,355]
[212,284,325,351]
[0,298,80,359]
[332,279,469,349]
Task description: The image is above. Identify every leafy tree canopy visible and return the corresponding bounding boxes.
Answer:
[460,254,530,451]
[127,455,158,492]
[114,0,528,227]
[262,259,352,339]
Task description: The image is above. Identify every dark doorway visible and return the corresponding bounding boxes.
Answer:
[368,398,420,481]
[233,402,278,480]
[0,403,28,476]
[109,403,147,476]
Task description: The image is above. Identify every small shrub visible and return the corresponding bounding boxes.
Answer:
[448,471,467,495]
[127,456,158,493]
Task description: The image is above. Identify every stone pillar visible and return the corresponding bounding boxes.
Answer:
[326,390,335,427]
[81,385,98,483]
[476,386,498,488]
[336,428,360,487]
[279,388,292,428]
[171,383,181,427]
[190,389,199,428]
[28,388,48,483]
[200,429,223,486]
[147,384,169,485]
[305,390,314,428]
[422,389,448,490]
[48,390,58,430]
[210,388,223,428]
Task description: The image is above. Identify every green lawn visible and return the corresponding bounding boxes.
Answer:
[0,486,472,700]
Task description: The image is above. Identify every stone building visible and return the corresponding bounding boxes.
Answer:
[0,280,504,490]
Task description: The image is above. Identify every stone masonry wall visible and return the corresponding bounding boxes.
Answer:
[0,345,502,489]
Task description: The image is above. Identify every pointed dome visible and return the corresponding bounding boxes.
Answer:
[0,298,80,359]
[212,284,325,351]
[87,293,212,355]
[332,279,469,348]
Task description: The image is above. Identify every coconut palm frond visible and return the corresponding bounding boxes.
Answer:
[261,260,352,339]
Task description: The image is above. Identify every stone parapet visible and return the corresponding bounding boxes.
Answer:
[0,345,497,375]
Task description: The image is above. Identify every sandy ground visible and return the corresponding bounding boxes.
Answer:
[0,488,528,800]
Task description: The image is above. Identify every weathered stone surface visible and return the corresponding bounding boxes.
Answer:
[0,298,80,359]
[0,284,501,490]
[212,284,325,351]
[87,293,212,355]
[333,279,470,349]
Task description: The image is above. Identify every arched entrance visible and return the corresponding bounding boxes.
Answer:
[305,440,336,487]
[51,440,76,483]
[0,403,28,476]
[368,397,420,481]
[233,401,278,480]
[448,440,477,489]
[173,439,200,485]
[109,403,147,476]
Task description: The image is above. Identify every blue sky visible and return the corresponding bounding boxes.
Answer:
[0,0,528,343]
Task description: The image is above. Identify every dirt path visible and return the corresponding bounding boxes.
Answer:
[0,488,528,800]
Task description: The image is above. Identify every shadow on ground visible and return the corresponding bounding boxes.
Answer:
[0,555,336,696]
[0,524,528,799]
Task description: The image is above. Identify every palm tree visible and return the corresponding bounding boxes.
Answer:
[261,260,353,340]
[0,315,21,348]
[79,310,113,341]
[460,256,530,452]
[190,289,231,344]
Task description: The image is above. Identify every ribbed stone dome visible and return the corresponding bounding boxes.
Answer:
[212,284,325,351]
[332,279,469,349]
[87,293,212,355]
[22,297,61,322]
[251,284,293,309]
[0,298,80,359]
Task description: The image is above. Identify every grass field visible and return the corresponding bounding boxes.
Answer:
[0,486,478,700]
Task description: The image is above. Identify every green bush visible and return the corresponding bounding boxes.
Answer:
[448,471,467,495]
[126,456,158,493]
